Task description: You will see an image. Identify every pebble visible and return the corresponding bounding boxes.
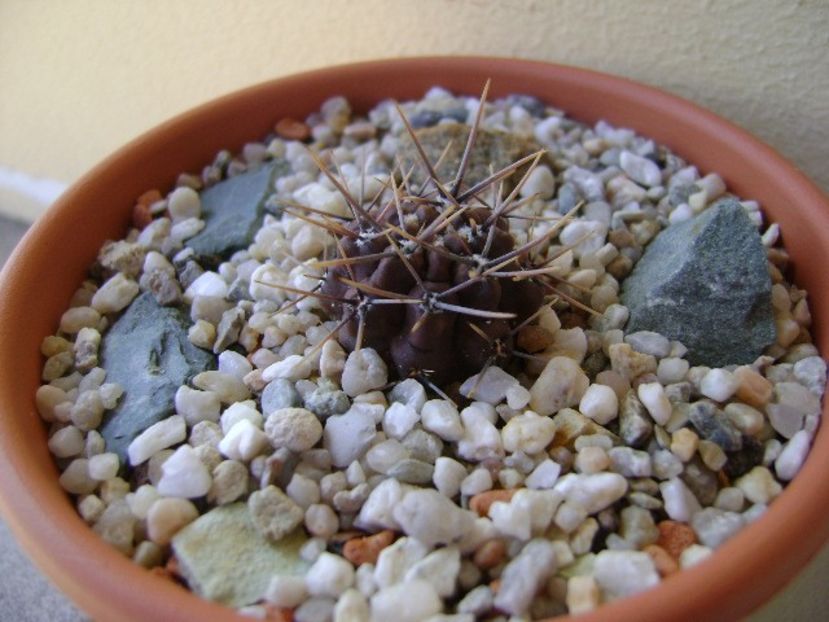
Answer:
[608,447,651,478]
[168,186,202,221]
[421,400,464,441]
[175,386,221,425]
[369,580,442,622]
[457,585,494,616]
[91,273,140,314]
[501,411,556,454]
[593,550,660,600]
[659,477,701,522]
[58,458,97,494]
[735,466,782,504]
[457,404,503,462]
[265,575,308,608]
[793,356,827,395]
[208,460,249,505]
[217,417,268,460]
[637,382,672,425]
[529,356,590,416]
[387,459,435,485]
[554,472,628,514]
[525,459,562,489]
[306,552,355,597]
[265,408,323,452]
[48,425,85,458]
[657,357,689,385]
[493,539,557,615]
[393,489,475,546]
[459,366,519,404]
[146,497,199,546]
[404,546,461,598]
[566,575,600,615]
[157,444,212,498]
[88,452,120,481]
[690,507,745,548]
[127,415,186,466]
[262,354,313,382]
[382,402,419,440]
[433,457,468,498]
[193,370,251,404]
[341,349,388,397]
[220,401,263,434]
[333,589,369,622]
[324,407,378,468]
[700,368,739,402]
[520,164,556,199]
[775,430,811,481]
[619,151,662,187]
[261,378,302,415]
[579,383,619,425]
[625,331,671,358]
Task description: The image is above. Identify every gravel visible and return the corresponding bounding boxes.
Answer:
[34,86,827,619]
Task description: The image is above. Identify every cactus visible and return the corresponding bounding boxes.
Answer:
[271,83,585,388]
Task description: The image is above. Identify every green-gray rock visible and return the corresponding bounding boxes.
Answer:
[186,159,289,264]
[100,293,214,462]
[172,503,309,607]
[621,199,775,366]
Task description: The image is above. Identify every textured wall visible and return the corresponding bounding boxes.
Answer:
[1,0,827,220]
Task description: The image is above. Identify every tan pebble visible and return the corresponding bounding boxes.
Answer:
[132,202,152,229]
[342,529,395,566]
[606,254,633,279]
[656,520,697,560]
[609,343,657,382]
[473,538,507,569]
[517,325,555,353]
[595,370,630,402]
[565,575,600,615]
[670,428,699,462]
[275,118,311,141]
[644,544,679,577]
[733,366,773,408]
[469,489,517,517]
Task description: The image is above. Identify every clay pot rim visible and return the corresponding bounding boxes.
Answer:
[1,56,828,622]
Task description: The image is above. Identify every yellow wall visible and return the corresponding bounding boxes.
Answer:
[1,0,828,221]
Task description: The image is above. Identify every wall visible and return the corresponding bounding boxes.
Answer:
[1,0,827,221]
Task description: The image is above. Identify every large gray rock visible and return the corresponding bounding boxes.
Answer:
[172,503,308,607]
[100,293,214,462]
[621,200,775,366]
[186,159,289,264]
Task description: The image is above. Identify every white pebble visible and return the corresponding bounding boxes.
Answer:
[127,415,186,466]
[48,425,85,458]
[637,382,672,425]
[657,358,690,384]
[457,404,503,462]
[192,370,251,403]
[262,354,313,382]
[579,384,619,425]
[389,378,427,412]
[529,356,590,416]
[421,400,464,441]
[370,580,442,622]
[525,459,562,489]
[58,459,97,494]
[700,368,739,402]
[501,411,555,454]
[184,271,228,302]
[735,466,782,504]
[333,589,369,622]
[218,419,269,461]
[619,151,662,188]
[494,539,558,615]
[355,479,409,532]
[168,186,201,221]
[146,497,199,546]
[175,386,221,425]
[460,468,493,496]
[91,273,139,314]
[519,164,556,199]
[126,484,160,520]
[324,407,377,468]
[286,474,321,509]
[265,575,308,608]
[220,400,263,434]
[306,552,355,598]
[659,477,702,522]
[266,407,323,452]
[156,444,212,498]
[218,350,253,380]
[459,366,519,404]
[88,452,119,481]
[320,340,347,379]
[593,550,660,600]
[366,439,409,475]
[775,430,811,481]
[393,489,475,547]
[679,544,713,569]
[341,348,388,397]
[553,472,628,514]
[403,547,461,598]
[305,504,339,538]
[433,457,468,498]
[382,402,419,440]
[59,306,101,334]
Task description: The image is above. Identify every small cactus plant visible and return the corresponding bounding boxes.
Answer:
[273,83,585,388]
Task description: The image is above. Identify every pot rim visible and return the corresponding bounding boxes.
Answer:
[1,56,828,622]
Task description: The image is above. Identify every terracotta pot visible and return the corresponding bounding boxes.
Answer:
[0,57,827,622]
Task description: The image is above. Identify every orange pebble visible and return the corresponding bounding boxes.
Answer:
[733,366,773,407]
[263,604,294,622]
[644,544,679,577]
[656,520,698,560]
[473,538,507,569]
[137,189,162,207]
[275,118,311,141]
[342,529,395,566]
[132,202,152,229]
[469,489,517,517]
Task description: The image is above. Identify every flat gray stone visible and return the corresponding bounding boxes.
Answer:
[621,199,775,366]
[100,293,214,462]
[186,160,289,264]
[172,503,308,607]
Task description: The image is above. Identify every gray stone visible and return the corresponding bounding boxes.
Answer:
[186,160,289,264]
[172,503,308,607]
[100,293,214,462]
[213,307,246,354]
[621,199,775,366]
[387,458,435,484]
[687,400,743,451]
[304,384,351,418]
[261,378,301,415]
